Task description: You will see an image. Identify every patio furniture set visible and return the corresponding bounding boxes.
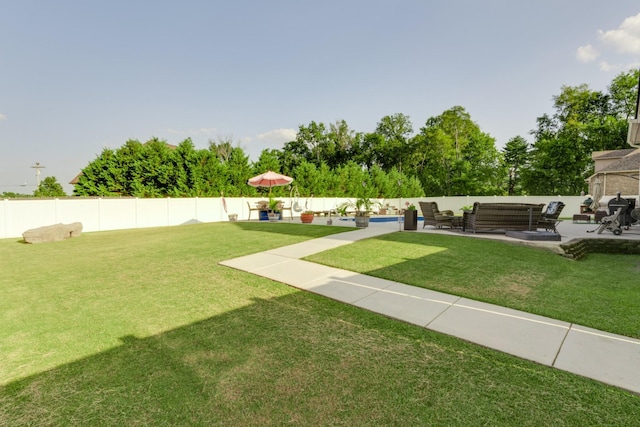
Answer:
[419,201,565,234]
[247,201,292,221]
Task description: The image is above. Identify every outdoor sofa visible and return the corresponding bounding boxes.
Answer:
[465,202,545,233]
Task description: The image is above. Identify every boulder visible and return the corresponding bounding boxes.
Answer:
[22,222,83,244]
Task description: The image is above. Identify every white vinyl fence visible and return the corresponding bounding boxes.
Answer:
[1,195,592,239]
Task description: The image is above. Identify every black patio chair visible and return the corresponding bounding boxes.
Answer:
[538,201,565,233]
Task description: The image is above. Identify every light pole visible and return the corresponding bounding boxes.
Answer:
[31,162,45,186]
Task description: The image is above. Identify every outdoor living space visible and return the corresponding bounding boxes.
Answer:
[6,2,640,423]
[288,210,640,248]
[268,196,640,245]
[2,220,639,426]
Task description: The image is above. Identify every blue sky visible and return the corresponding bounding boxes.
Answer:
[1,1,640,194]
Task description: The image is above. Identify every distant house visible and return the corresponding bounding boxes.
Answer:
[586,85,640,202]
[587,148,640,198]
[69,172,82,186]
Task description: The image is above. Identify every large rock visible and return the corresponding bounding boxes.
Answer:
[22,222,83,244]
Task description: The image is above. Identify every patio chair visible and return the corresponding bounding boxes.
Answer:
[538,201,565,233]
[277,201,293,219]
[419,201,454,229]
[247,201,262,220]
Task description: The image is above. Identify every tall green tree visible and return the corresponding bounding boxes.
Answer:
[169,139,206,197]
[33,176,66,197]
[291,161,331,197]
[279,139,311,176]
[413,106,501,196]
[134,138,175,197]
[372,113,414,172]
[296,121,329,165]
[253,149,282,176]
[502,136,530,195]
[458,131,503,195]
[357,132,383,170]
[220,146,253,197]
[607,69,640,119]
[74,147,121,196]
[325,120,357,168]
[523,128,589,195]
[331,162,370,197]
[209,137,235,163]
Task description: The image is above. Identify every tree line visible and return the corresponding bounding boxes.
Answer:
[70,137,424,199]
[8,69,637,199]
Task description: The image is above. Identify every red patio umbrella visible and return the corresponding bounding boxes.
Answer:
[247,170,293,194]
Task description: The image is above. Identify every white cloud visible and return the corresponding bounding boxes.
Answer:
[241,128,298,160]
[598,61,619,71]
[0,113,7,120]
[163,127,297,160]
[198,127,217,135]
[599,12,640,54]
[598,61,624,71]
[577,12,640,71]
[576,44,599,62]
[255,128,297,142]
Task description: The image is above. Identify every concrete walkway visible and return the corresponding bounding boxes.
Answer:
[220,221,640,395]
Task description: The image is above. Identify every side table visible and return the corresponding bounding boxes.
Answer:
[451,216,464,229]
[572,214,591,223]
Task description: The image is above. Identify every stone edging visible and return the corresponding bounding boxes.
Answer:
[560,238,640,260]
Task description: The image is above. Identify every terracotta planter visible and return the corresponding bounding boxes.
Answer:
[300,213,314,224]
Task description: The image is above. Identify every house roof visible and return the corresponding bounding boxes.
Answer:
[69,172,82,185]
[592,148,637,160]
[598,148,640,172]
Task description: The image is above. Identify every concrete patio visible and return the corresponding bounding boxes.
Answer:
[280,214,640,248]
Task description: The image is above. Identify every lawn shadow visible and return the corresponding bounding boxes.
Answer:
[1,288,492,425]
[0,293,327,425]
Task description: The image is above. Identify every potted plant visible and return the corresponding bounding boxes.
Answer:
[300,210,315,224]
[404,203,418,230]
[268,198,281,222]
[353,197,379,228]
[336,202,350,217]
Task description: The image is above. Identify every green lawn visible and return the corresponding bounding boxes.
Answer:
[306,232,640,339]
[1,223,639,426]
